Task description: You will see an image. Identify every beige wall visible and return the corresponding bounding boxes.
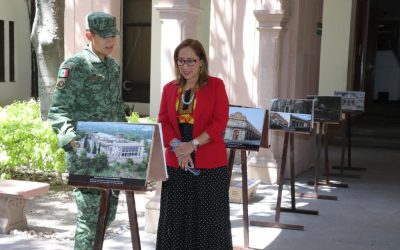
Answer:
[209,0,323,174]
[209,0,260,108]
[270,0,323,174]
[319,0,353,95]
[149,0,211,117]
[64,0,121,63]
[0,0,31,106]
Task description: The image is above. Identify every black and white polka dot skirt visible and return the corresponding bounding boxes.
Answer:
[156,166,233,250]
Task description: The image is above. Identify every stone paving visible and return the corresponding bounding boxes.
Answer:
[1,145,399,249]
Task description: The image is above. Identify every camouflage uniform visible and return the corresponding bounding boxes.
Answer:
[47,12,126,250]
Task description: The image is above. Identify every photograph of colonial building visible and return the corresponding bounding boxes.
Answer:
[224,106,266,150]
[307,96,342,122]
[334,91,365,112]
[270,98,314,114]
[289,114,312,132]
[270,112,289,129]
[269,99,314,133]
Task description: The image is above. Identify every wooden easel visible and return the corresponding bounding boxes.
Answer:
[299,122,338,200]
[94,189,141,250]
[251,132,318,231]
[227,149,250,249]
[307,122,348,190]
[330,112,366,178]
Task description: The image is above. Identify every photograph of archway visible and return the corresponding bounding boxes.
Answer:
[307,95,342,123]
[269,99,314,134]
[68,122,156,189]
[334,91,365,112]
[224,106,268,151]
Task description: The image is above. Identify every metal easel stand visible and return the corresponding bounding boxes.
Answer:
[250,132,318,231]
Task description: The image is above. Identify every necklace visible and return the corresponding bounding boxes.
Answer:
[181,89,195,105]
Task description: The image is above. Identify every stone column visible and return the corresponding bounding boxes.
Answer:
[247,2,289,184]
[155,0,202,86]
[145,0,201,234]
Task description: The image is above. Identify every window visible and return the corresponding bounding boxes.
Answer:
[0,20,4,82]
[9,21,14,82]
[122,0,152,103]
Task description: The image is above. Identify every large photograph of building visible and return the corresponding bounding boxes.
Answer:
[224,106,267,151]
[269,99,314,133]
[334,91,365,112]
[68,122,154,188]
[307,95,342,123]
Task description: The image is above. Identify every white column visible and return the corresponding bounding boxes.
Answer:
[155,0,202,88]
[145,0,201,234]
[247,2,288,184]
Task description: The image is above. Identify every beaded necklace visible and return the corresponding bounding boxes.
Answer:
[181,89,195,105]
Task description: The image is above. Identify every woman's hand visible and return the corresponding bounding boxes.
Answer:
[174,142,195,159]
[178,154,194,169]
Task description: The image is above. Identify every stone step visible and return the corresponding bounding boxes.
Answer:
[330,134,400,149]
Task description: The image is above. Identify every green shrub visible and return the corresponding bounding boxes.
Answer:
[0,100,65,179]
[126,112,157,124]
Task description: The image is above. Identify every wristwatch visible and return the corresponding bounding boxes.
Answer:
[192,138,200,151]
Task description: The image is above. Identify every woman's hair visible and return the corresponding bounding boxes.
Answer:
[173,39,209,88]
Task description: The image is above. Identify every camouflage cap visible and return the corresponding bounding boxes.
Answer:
[86,11,120,38]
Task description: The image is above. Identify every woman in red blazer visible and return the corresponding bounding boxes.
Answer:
[156,39,232,250]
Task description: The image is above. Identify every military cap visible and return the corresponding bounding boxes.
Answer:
[86,11,120,38]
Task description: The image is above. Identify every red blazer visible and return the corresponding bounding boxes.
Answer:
[158,76,229,169]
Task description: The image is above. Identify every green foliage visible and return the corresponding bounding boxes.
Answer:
[0,100,65,179]
[126,112,157,124]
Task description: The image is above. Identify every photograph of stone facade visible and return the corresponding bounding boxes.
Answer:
[68,122,154,188]
[224,106,267,150]
[334,91,365,112]
[307,95,342,122]
[269,99,314,133]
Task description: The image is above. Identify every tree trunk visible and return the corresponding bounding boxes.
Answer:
[31,0,64,120]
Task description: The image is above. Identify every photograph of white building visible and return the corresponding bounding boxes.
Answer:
[78,132,145,164]
[69,122,154,185]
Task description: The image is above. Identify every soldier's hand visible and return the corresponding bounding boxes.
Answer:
[69,141,77,149]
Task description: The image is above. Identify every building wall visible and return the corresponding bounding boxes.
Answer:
[0,0,31,106]
[277,0,323,174]
[64,0,121,63]
[209,0,260,108]
[319,0,353,95]
[209,0,323,174]
[149,0,211,117]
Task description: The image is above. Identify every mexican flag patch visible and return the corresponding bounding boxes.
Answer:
[58,68,69,78]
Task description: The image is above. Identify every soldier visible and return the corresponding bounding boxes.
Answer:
[47,11,126,249]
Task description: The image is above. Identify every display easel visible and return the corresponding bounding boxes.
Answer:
[251,132,318,231]
[94,189,142,250]
[225,106,269,249]
[299,122,338,200]
[307,122,348,189]
[227,149,250,249]
[68,122,167,250]
[330,112,366,178]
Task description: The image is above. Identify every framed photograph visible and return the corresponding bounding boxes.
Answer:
[224,105,269,151]
[67,122,167,191]
[307,95,342,123]
[334,91,365,112]
[269,99,314,134]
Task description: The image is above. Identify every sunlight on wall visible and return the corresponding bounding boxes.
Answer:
[209,0,260,108]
